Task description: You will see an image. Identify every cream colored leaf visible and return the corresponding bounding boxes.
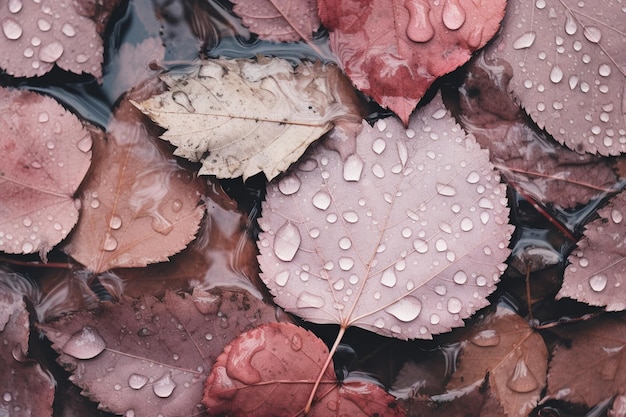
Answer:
[134,57,359,180]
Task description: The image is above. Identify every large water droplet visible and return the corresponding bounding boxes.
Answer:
[273,221,300,262]
[513,32,536,49]
[76,135,92,153]
[372,163,385,178]
[109,215,122,230]
[405,0,434,42]
[103,233,118,252]
[61,22,76,37]
[413,239,428,253]
[312,191,331,210]
[612,209,623,224]
[172,91,195,113]
[598,63,611,77]
[453,271,467,284]
[447,297,462,314]
[385,296,422,322]
[278,174,301,195]
[290,334,302,351]
[2,18,23,40]
[275,270,289,287]
[62,327,106,359]
[442,0,466,30]
[37,18,51,31]
[372,138,386,154]
[565,13,577,35]
[380,268,397,287]
[339,237,352,250]
[435,238,447,252]
[338,257,355,271]
[470,329,501,347]
[436,183,456,196]
[296,291,325,308]
[460,217,473,232]
[343,154,364,181]
[342,211,358,223]
[153,373,177,398]
[583,26,601,43]
[8,0,22,13]
[128,373,148,390]
[39,42,64,63]
[549,65,564,83]
[589,274,608,292]
[507,359,538,393]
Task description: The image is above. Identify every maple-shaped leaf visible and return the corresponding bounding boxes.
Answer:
[231,0,320,42]
[0,0,116,79]
[0,87,92,258]
[318,0,506,124]
[557,191,626,310]
[0,287,55,416]
[546,313,626,406]
[39,289,279,417]
[203,322,404,417]
[458,54,617,208]
[484,0,626,155]
[258,93,513,341]
[133,57,362,181]
[62,101,205,273]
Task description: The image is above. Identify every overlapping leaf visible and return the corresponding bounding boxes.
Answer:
[318,0,506,124]
[558,192,626,310]
[0,87,92,258]
[39,289,279,417]
[258,93,513,339]
[485,0,626,155]
[134,57,362,180]
[203,322,404,417]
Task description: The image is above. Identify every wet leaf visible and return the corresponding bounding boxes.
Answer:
[447,308,548,417]
[0,87,92,258]
[259,93,513,339]
[231,0,320,42]
[318,0,506,124]
[546,314,626,406]
[457,54,618,208]
[203,322,404,417]
[63,103,205,273]
[484,0,626,155]
[134,57,362,180]
[558,192,626,310]
[0,285,55,416]
[39,288,279,417]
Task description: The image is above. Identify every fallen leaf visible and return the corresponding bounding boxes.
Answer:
[258,93,513,340]
[63,103,205,273]
[0,286,55,416]
[231,0,320,42]
[203,322,404,417]
[546,314,626,406]
[318,0,506,124]
[39,288,279,417]
[457,54,618,208]
[484,0,626,155]
[558,191,626,310]
[0,87,92,258]
[447,307,548,417]
[133,57,363,180]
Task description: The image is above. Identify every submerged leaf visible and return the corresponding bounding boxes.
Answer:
[485,0,626,155]
[134,57,362,180]
[258,93,513,339]
[203,322,404,417]
[0,88,92,258]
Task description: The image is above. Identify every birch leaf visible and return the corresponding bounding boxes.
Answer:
[133,57,362,181]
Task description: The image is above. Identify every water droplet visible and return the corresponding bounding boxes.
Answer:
[75,135,92,153]
[205,333,213,341]
[296,291,325,308]
[290,334,302,351]
[114,383,122,391]
[39,41,64,63]
[467,25,483,48]
[513,32,536,49]
[342,211,358,223]
[128,373,148,389]
[565,13,577,35]
[598,63,611,77]
[535,0,545,8]
[589,274,608,292]
[31,36,41,46]
[401,227,412,238]
[153,373,177,398]
[61,22,76,37]
[109,215,122,230]
[172,353,179,361]
[460,217,473,231]
[21,242,34,253]
[612,209,623,224]
[453,271,467,284]
[436,183,456,197]
[507,359,538,393]
[62,327,106,359]
[103,233,118,252]
[413,239,428,253]
[435,238,447,252]
[466,171,480,184]
[442,0,466,30]
[339,237,352,250]
[447,297,462,314]
[2,392,11,402]
[8,0,22,13]
[431,109,447,120]
[312,191,331,210]
[2,18,23,40]
[37,18,51,31]
[75,53,89,63]
[172,91,195,113]
[380,268,397,287]
[430,314,440,325]
[275,270,289,287]
[549,65,564,83]
[583,26,601,43]
[385,296,421,322]
[326,213,337,224]
[405,0,434,42]
[276,174,301,195]
[343,154,364,181]
[471,329,501,347]
[274,221,300,262]
[333,279,345,291]
[372,138,386,154]
[372,163,385,178]
[338,257,354,271]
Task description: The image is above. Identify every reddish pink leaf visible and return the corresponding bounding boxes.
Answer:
[318,0,506,124]
[203,322,404,417]
[0,87,92,258]
[232,0,320,42]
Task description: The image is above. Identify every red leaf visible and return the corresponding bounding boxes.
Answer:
[203,322,405,417]
[318,0,506,124]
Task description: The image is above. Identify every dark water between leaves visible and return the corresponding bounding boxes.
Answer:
[2,0,623,416]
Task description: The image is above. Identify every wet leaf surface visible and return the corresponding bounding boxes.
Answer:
[203,322,405,417]
[259,92,513,339]
[134,57,362,180]
[39,288,279,416]
[485,0,626,155]
[318,0,506,124]
[0,87,92,258]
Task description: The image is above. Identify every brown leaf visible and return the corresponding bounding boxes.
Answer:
[447,308,548,417]
[63,107,205,273]
[39,288,279,416]
[0,87,92,258]
[203,322,404,417]
[484,0,626,155]
[318,0,506,124]
[258,93,513,340]
[558,192,626,310]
